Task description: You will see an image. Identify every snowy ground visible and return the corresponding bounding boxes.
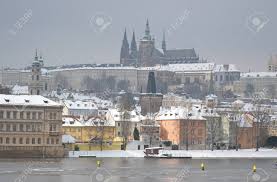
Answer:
[68,149,277,158]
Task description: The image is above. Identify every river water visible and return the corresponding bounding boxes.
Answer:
[0,158,276,182]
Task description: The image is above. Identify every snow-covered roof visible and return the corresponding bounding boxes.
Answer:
[62,134,76,144]
[156,106,208,120]
[63,100,98,110]
[241,72,277,78]
[156,63,215,72]
[62,116,115,127]
[213,64,240,72]
[11,85,29,95]
[107,108,145,123]
[206,94,218,99]
[0,94,62,107]
[47,62,220,73]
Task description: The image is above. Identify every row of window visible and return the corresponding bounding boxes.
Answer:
[0,123,59,132]
[0,137,59,145]
[0,111,59,120]
[0,123,42,132]
[214,74,239,82]
[0,111,43,120]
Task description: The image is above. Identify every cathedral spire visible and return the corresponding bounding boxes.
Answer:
[120,28,130,65]
[130,30,138,61]
[144,19,151,40]
[162,30,166,53]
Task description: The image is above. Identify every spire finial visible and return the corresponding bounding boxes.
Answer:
[34,49,38,61]
[144,19,151,40]
[162,30,166,52]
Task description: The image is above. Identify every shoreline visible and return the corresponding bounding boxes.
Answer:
[68,149,277,159]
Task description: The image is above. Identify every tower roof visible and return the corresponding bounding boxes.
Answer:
[146,71,157,94]
[143,19,151,40]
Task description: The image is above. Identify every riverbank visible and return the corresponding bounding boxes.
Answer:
[68,149,277,158]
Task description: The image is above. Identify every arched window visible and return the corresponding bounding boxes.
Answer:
[32,138,35,144]
[6,137,10,144]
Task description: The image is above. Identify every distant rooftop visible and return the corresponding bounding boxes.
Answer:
[0,94,61,107]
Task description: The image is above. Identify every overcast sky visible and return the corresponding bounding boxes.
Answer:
[0,0,276,72]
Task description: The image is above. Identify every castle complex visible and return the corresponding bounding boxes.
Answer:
[120,20,201,67]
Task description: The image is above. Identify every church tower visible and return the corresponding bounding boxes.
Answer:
[29,50,44,95]
[130,31,138,65]
[120,29,130,65]
[138,19,156,67]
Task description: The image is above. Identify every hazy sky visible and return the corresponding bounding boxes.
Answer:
[0,0,276,72]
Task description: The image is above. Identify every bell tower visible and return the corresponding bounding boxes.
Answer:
[29,50,44,95]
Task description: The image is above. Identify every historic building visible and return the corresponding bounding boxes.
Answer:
[62,116,115,145]
[156,107,207,150]
[28,50,52,96]
[268,54,277,72]
[0,94,64,158]
[140,72,163,115]
[120,20,201,67]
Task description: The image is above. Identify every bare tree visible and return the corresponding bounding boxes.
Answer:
[206,116,222,151]
[117,93,135,150]
[267,85,276,99]
[55,73,69,89]
[251,97,270,151]
[90,119,112,151]
[0,84,11,94]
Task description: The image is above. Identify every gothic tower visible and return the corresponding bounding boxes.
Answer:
[120,29,130,65]
[140,71,163,115]
[129,31,138,65]
[29,50,44,95]
[146,71,157,93]
[138,19,156,67]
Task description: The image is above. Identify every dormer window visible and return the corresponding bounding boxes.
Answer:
[4,99,10,103]
[43,100,48,104]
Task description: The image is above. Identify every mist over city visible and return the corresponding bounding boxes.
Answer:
[0,1,277,182]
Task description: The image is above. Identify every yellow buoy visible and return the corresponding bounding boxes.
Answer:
[252,164,256,173]
[97,160,101,167]
[201,162,205,171]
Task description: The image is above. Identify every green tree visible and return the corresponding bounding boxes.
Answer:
[133,127,140,140]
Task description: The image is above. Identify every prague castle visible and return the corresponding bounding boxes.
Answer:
[120,20,202,67]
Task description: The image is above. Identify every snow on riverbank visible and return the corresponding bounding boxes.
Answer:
[68,149,277,158]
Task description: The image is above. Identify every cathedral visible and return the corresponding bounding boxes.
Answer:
[120,20,201,67]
